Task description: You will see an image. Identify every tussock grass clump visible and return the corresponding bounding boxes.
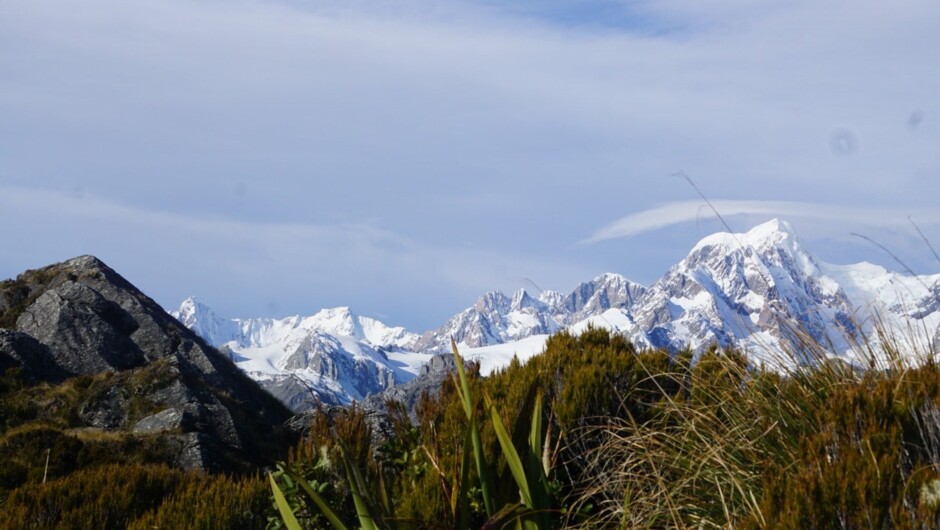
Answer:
[568,337,940,529]
[566,348,828,528]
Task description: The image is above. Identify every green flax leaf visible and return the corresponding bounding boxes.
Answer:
[269,473,303,530]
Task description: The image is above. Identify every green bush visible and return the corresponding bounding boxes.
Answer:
[746,365,940,529]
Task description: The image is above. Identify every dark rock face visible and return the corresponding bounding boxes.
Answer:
[264,374,340,410]
[18,281,147,374]
[361,353,459,419]
[0,255,294,472]
[0,328,68,381]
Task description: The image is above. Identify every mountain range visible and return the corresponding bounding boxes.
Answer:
[174,219,940,410]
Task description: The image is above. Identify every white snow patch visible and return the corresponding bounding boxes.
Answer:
[461,335,550,376]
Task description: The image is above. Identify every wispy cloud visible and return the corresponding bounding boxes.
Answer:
[581,200,940,245]
[0,185,591,328]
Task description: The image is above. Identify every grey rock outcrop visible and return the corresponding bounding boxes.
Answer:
[361,353,460,419]
[0,255,294,472]
[133,408,184,434]
[278,353,461,429]
[0,328,68,381]
[17,280,147,374]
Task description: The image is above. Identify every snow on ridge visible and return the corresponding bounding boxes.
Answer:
[461,334,551,376]
[173,218,940,407]
[690,218,797,255]
[172,299,426,408]
[822,261,940,307]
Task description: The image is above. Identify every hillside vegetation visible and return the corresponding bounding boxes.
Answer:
[0,364,277,530]
[272,327,940,529]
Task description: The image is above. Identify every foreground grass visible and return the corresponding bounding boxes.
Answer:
[275,328,940,529]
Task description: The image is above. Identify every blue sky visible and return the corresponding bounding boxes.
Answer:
[2,0,939,331]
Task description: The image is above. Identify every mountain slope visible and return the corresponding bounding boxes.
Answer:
[172,300,431,409]
[624,219,855,356]
[560,272,647,324]
[572,220,940,365]
[0,256,294,472]
[413,273,646,353]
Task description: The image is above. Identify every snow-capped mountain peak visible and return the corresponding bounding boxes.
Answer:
[636,222,818,348]
[561,272,646,323]
[300,306,360,337]
[292,306,416,349]
[691,218,795,251]
[173,296,211,327]
[170,296,239,347]
[474,290,511,313]
[170,299,429,409]
[510,288,546,312]
[413,273,647,353]
[537,289,565,311]
[413,287,565,352]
